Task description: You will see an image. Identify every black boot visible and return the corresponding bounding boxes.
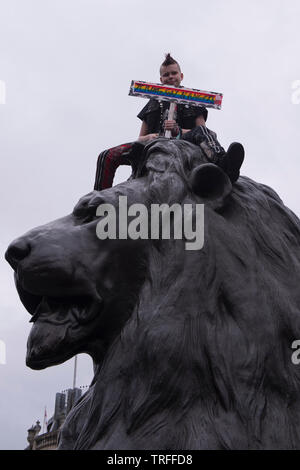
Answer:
[219,142,244,183]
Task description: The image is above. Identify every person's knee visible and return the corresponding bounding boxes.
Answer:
[183,126,206,144]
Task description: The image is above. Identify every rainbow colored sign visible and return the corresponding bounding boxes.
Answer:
[129,80,223,109]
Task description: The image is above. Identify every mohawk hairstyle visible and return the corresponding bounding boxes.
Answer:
[160,53,181,74]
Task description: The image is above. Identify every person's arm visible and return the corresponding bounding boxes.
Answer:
[139,121,148,137]
[164,120,191,137]
[195,115,206,127]
[164,120,187,136]
[137,121,158,142]
[163,114,207,137]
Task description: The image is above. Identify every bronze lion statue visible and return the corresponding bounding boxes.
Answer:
[5,138,300,449]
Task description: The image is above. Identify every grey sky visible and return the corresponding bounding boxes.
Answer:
[0,0,299,449]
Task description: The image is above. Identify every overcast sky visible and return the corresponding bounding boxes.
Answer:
[0,0,299,449]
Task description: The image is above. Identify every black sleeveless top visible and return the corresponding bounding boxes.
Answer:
[137,99,208,135]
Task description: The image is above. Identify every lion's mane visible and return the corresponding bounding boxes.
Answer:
[57,140,300,450]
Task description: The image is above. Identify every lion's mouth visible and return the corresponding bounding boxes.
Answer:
[14,273,103,326]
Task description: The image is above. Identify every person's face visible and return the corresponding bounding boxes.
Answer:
[160,64,183,87]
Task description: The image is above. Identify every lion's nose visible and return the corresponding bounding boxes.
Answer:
[5,237,31,271]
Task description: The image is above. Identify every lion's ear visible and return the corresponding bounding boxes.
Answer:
[190,163,232,203]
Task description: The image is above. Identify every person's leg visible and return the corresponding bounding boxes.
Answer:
[183,126,225,164]
[183,126,244,183]
[94,142,133,190]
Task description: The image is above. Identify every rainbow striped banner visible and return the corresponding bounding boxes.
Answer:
[129,80,223,110]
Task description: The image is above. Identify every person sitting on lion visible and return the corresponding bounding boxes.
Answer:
[94,53,244,191]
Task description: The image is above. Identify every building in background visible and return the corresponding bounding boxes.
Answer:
[26,386,88,450]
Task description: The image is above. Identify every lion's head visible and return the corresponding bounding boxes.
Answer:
[5,138,300,449]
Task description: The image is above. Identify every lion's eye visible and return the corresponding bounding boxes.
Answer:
[73,195,112,223]
[73,201,97,223]
[74,212,97,225]
[80,211,97,224]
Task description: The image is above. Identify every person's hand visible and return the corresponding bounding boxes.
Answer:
[138,133,159,142]
[163,120,180,136]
